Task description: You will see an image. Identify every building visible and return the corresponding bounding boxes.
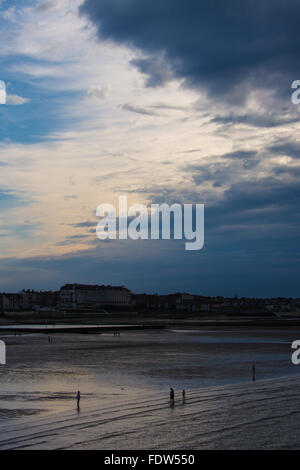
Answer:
[0,290,59,313]
[132,293,211,312]
[59,284,132,310]
[0,293,23,312]
[133,294,170,309]
[20,290,59,310]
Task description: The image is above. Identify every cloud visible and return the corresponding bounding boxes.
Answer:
[87,85,109,100]
[268,139,300,159]
[273,165,300,177]
[64,195,78,200]
[80,0,300,103]
[130,55,174,88]
[149,102,188,112]
[183,149,261,187]
[35,0,65,13]
[0,188,28,211]
[57,234,93,246]
[70,221,96,228]
[220,150,258,161]
[122,103,158,116]
[211,113,299,129]
[6,94,29,105]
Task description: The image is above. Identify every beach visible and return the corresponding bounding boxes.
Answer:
[0,326,300,449]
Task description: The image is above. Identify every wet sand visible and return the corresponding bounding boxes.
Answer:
[0,327,300,448]
[0,376,300,449]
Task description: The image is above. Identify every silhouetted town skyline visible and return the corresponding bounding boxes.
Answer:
[0,283,299,315]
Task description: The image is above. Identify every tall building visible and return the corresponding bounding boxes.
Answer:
[59,284,131,310]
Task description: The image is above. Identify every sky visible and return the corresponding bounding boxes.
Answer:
[0,0,300,297]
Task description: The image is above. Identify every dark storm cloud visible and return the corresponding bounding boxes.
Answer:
[131,56,174,88]
[185,150,260,186]
[80,0,300,102]
[2,234,300,297]
[126,173,300,234]
[209,178,300,221]
[191,164,234,188]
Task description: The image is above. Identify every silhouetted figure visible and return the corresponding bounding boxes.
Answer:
[76,390,81,408]
[170,387,175,407]
[182,389,186,402]
[252,364,256,382]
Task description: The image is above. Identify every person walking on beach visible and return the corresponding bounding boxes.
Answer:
[182,389,186,402]
[170,387,175,407]
[252,364,256,382]
[76,390,81,408]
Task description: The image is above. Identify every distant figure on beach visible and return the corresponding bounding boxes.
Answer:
[252,364,256,382]
[170,387,175,407]
[182,389,186,402]
[76,390,81,408]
